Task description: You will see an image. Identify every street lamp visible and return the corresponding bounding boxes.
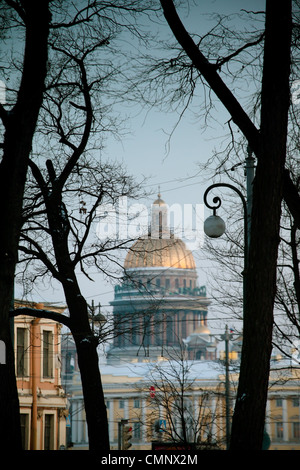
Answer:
[203,150,255,448]
[203,182,248,272]
[203,148,255,269]
[203,183,248,448]
[203,213,226,238]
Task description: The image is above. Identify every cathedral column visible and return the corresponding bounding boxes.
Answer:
[142,398,147,443]
[282,398,288,441]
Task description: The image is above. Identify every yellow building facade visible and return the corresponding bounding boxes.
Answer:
[266,364,300,450]
[68,358,300,450]
[103,361,226,450]
[14,301,69,450]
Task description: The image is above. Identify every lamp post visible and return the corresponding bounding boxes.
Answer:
[203,147,255,270]
[203,150,255,448]
[220,325,234,450]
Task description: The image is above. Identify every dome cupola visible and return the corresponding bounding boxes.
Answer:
[124,192,196,271]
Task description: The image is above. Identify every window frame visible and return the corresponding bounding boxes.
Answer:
[42,327,55,380]
[16,326,29,378]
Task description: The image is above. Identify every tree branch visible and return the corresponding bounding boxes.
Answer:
[216,31,265,70]
[18,234,61,282]
[160,0,260,153]
[160,0,300,228]
[10,307,71,328]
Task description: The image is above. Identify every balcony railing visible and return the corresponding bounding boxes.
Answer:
[114,284,206,299]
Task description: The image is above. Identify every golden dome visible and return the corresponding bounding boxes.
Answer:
[124,236,196,270]
[124,193,196,270]
[152,195,166,206]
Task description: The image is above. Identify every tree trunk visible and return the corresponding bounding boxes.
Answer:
[63,285,110,451]
[229,0,292,449]
[45,190,110,450]
[73,330,110,452]
[0,1,50,450]
[159,0,293,449]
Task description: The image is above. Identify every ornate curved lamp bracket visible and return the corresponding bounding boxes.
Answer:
[203,182,248,270]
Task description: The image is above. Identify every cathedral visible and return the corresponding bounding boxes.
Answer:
[106,193,217,364]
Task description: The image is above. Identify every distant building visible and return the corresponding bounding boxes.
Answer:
[107,194,217,364]
[14,300,68,450]
[68,356,300,450]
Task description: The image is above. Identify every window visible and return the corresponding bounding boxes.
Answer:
[166,316,174,344]
[293,398,300,407]
[65,351,74,375]
[293,422,300,440]
[44,414,54,450]
[16,327,29,377]
[275,422,284,440]
[196,349,205,360]
[276,398,282,407]
[134,399,140,409]
[131,318,138,345]
[133,422,141,440]
[20,413,29,450]
[43,330,53,378]
[119,400,125,409]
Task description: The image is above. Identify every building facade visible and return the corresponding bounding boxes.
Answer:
[266,363,300,450]
[67,357,300,450]
[14,301,68,450]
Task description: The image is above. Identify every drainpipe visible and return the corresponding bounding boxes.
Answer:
[30,317,40,450]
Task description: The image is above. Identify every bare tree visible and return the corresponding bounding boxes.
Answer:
[136,351,225,449]
[15,20,147,451]
[134,0,298,449]
[0,1,50,450]
[1,0,158,450]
